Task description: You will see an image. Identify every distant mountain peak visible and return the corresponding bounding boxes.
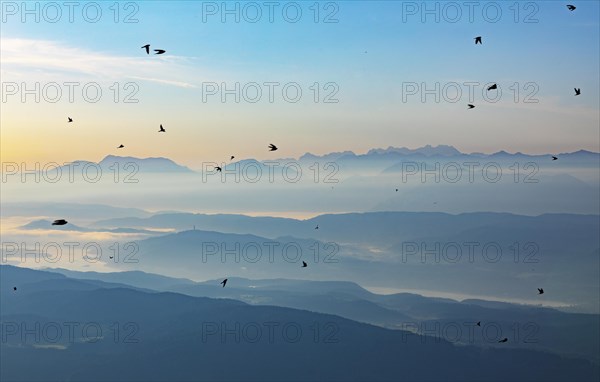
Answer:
[100,155,177,164]
[366,144,462,157]
[299,150,356,161]
[93,155,194,173]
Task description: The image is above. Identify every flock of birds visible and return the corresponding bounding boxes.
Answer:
[462,4,581,342]
[13,4,586,345]
[469,5,581,164]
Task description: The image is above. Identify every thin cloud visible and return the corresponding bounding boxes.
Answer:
[128,76,197,89]
[0,37,200,88]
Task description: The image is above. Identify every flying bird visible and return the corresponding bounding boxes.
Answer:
[476,321,481,327]
[468,104,475,109]
[268,144,278,151]
[52,219,68,226]
[13,287,17,291]
[474,36,482,45]
[574,88,581,96]
[159,124,165,132]
[552,156,558,161]
[154,49,166,55]
[487,84,497,91]
[67,117,73,123]
[117,144,124,149]
[315,225,319,230]
[109,256,114,259]
[230,156,235,160]
[567,5,576,11]
[215,166,222,172]
[395,189,398,192]
[302,261,308,268]
[538,288,544,295]
[221,279,228,287]
[141,44,150,54]
[498,338,508,343]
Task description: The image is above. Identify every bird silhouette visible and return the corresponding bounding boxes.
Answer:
[141,44,150,54]
[215,166,222,172]
[487,84,497,91]
[109,256,114,259]
[567,5,576,11]
[154,49,166,55]
[574,88,581,96]
[474,36,482,45]
[498,338,508,343]
[302,261,308,268]
[538,288,544,295]
[315,225,319,229]
[117,144,124,149]
[230,156,235,160]
[552,156,558,161]
[221,279,228,287]
[68,117,73,123]
[476,321,481,327]
[13,287,17,291]
[268,144,278,151]
[159,124,165,132]
[468,104,475,109]
[52,219,68,226]
[395,189,399,192]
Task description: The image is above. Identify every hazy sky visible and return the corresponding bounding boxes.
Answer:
[1,1,599,167]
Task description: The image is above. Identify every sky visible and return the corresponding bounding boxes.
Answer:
[1,0,599,168]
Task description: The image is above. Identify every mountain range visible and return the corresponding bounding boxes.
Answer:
[2,265,598,381]
[4,146,598,175]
